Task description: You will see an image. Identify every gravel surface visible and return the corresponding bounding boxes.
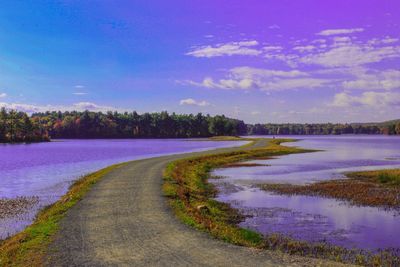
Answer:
[46,140,349,266]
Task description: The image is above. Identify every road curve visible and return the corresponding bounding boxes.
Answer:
[46,140,344,267]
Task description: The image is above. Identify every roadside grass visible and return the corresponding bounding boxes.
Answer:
[163,138,307,247]
[163,138,400,266]
[0,163,125,267]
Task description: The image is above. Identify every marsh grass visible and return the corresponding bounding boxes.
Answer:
[0,163,125,267]
[221,162,270,168]
[260,179,400,209]
[0,197,39,219]
[163,138,400,266]
[347,169,400,186]
[377,172,400,185]
[260,168,400,211]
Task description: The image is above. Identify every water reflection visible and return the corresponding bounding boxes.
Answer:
[212,135,400,251]
[0,139,246,239]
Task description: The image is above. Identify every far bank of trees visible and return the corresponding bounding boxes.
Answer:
[0,108,50,143]
[32,111,247,139]
[247,123,400,135]
[1,108,400,143]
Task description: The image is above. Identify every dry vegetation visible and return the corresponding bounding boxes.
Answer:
[222,162,270,168]
[260,169,400,210]
[164,138,400,266]
[0,197,39,219]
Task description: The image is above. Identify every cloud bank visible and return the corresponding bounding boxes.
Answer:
[179,98,210,106]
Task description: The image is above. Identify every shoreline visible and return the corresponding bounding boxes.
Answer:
[2,137,396,266]
[45,137,339,267]
[0,138,253,266]
[0,138,249,242]
[0,163,126,266]
[163,138,400,266]
[2,137,333,267]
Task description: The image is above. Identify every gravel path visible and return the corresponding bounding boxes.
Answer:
[46,140,348,266]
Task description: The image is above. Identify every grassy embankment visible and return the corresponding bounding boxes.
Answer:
[260,169,400,209]
[164,138,309,246]
[163,137,399,266]
[0,163,125,267]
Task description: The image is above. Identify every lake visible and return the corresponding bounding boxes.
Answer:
[0,139,246,239]
[212,135,400,252]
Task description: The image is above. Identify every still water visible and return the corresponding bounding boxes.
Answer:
[212,135,400,251]
[0,139,246,239]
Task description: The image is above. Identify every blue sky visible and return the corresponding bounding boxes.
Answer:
[0,1,399,123]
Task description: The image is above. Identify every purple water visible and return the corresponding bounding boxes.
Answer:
[212,135,400,252]
[0,139,246,239]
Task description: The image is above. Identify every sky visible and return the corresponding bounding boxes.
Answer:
[0,0,399,123]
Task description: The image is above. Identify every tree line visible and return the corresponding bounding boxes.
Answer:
[0,108,50,143]
[1,108,400,143]
[31,110,247,139]
[247,123,400,135]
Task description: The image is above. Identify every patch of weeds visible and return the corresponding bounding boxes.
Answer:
[378,172,400,185]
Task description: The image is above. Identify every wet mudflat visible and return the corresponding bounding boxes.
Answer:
[212,135,400,252]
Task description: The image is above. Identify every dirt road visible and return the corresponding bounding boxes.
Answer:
[46,140,345,266]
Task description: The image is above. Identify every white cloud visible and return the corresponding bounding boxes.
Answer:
[187,77,254,90]
[231,66,308,78]
[179,98,210,106]
[343,69,400,90]
[72,102,115,111]
[183,31,400,116]
[263,46,283,51]
[264,53,300,67]
[0,102,48,113]
[0,101,121,113]
[260,78,328,91]
[186,40,261,57]
[381,37,399,44]
[331,91,400,107]
[333,36,352,42]
[293,45,316,52]
[317,28,364,36]
[268,24,280,29]
[184,67,328,91]
[73,92,88,95]
[251,111,260,115]
[0,93,7,98]
[259,33,400,68]
[74,85,85,89]
[312,39,327,44]
[300,44,400,67]
[332,36,352,46]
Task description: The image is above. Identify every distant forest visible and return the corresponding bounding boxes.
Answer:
[0,108,49,143]
[1,108,400,143]
[247,122,400,135]
[32,110,248,138]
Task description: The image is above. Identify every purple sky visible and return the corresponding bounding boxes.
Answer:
[0,0,399,123]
